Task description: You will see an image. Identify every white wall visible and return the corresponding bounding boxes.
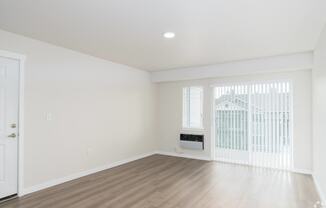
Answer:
[313,25,326,201]
[0,27,317,196]
[0,29,157,189]
[157,70,313,171]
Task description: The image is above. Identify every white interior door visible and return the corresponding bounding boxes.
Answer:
[0,56,19,199]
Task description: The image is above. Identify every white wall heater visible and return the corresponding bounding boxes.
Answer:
[180,134,204,150]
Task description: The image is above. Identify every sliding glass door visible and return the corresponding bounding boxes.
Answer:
[214,81,292,170]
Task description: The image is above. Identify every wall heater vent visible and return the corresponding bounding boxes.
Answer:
[180,134,204,150]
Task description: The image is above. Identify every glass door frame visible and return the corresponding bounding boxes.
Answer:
[210,80,294,170]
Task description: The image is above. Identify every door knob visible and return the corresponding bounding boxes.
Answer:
[8,133,16,138]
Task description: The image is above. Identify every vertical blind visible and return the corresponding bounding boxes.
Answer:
[214,81,292,170]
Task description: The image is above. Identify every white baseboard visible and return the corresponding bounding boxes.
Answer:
[155,151,211,161]
[21,151,156,196]
[292,168,313,175]
[313,174,326,203]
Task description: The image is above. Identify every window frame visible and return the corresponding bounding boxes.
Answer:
[182,86,204,131]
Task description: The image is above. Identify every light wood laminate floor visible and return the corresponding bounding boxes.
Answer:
[0,155,320,208]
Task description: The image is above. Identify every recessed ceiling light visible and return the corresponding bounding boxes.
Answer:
[163,32,175,39]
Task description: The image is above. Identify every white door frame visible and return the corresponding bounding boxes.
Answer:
[0,50,25,197]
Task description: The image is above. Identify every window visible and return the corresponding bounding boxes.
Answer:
[182,86,203,129]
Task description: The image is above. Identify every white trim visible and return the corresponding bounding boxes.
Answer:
[209,86,216,161]
[291,168,313,175]
[151,52,313,82]
[289,80,294,171]
[313,174,326,203]
[21,151,156,196]
[22,151,210,196]
[0,50,26,197]
[180,128,205,133]
[155,151,211,161]
[0,50,26,61]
